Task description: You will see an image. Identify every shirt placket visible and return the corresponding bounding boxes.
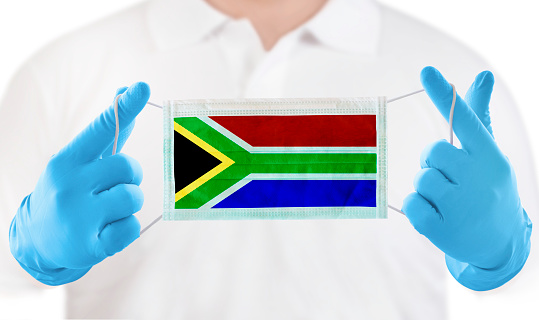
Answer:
[217,19,299,100]
[216,19,266,98]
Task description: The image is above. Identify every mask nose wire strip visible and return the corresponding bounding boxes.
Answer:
[386,84,456,216]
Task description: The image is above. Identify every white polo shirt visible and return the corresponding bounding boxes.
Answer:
[1,0,537,319]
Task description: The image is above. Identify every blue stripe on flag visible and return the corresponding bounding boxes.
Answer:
[212,180,376,208]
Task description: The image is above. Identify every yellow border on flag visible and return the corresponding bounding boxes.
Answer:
[174,122,235,202]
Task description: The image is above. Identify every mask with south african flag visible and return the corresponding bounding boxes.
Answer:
[163,98,387,220]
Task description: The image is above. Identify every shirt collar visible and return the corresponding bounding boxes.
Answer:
[303,0,381,55]
[147,0,381,54]
[147,0,229,50]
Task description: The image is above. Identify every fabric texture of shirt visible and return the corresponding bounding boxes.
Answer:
[0,0,537,319]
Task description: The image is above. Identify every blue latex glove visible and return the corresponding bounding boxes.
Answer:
[403,67,532,291]
[9,82,151,286]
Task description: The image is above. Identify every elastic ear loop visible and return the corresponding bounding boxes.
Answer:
[386,84,456,215]
[111,95,162,235]
[111,97,163,156]
[111,95,121,156]
[112,86,456,235]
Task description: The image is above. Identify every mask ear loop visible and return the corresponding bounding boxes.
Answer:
[111,94,121,156]
[386,84,456,215]
[111,97,163,156]
[111,95,163,235]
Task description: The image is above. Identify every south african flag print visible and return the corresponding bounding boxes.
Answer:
[163,98,387,220]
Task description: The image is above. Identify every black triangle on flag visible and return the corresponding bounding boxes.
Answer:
[174,130,223,193]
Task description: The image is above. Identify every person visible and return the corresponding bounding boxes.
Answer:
[0,0,536,318]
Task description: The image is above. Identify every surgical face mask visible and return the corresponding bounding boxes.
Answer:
[162,97,388,221]
[111,87,454,232]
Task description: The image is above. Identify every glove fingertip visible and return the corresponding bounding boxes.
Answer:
[115,86,129,97]
[420,66,454,108]
[420,66,444,87]
[126,82,151,105]
[475,70,495,88]
[117,82,151,121]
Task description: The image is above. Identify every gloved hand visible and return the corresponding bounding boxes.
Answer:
[403,67,532,291]
[9,82,151,286]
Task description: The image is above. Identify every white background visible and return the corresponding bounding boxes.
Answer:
[0,0,538,319]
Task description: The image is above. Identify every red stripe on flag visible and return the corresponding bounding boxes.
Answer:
[209,115,377,147]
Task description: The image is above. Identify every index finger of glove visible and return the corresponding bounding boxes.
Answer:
[60,82,150,163]
[97,215,140,259]
[402,192,443,237]
[413,168,457,213]
[420,139,466,182]
[420,67,496,155]
[96,183,144,226]
[89,153,143,193]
